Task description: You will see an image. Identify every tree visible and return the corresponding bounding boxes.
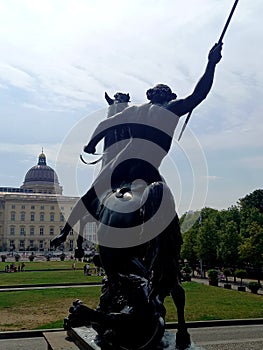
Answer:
[235,269,247,287]
[239,222,263,282]
[218,220,240,267]
[240,207,263,238]
[238,189,263,213]
[181,228,198,267]
[196,217,220,269]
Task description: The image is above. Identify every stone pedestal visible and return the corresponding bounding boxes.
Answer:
[67,326,205,350]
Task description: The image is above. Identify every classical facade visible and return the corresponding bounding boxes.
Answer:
[0,151,96,252]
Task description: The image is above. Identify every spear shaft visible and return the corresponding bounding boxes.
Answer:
[218,0,239,44]
[178,0,239,141]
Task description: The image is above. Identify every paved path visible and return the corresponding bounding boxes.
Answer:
[1,324,263,350]
[0,337,46,350]
[191,324,263,349]
[0,283,101,292]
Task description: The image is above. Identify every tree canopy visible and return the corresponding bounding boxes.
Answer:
[180,189,263,278]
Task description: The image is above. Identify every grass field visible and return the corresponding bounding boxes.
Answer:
[0,260,86,271]
[0,260,103,285]
[0,281,262,331]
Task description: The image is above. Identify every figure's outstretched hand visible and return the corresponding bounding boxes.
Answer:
[83,143,96,154]
[208,42,223,64]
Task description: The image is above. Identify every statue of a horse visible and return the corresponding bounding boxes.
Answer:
[51,92,190,349]
[53,180,190,349]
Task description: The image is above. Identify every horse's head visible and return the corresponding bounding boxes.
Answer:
[105,92,130,117]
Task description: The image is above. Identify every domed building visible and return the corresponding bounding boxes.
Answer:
[20,151,62,195]
[0,151,83,253]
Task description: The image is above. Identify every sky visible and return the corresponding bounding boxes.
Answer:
[0,0,262,216]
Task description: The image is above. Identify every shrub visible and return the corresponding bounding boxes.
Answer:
[45,254,51,261]
[207,269,219,286]
[1,255,7,262]
[234,269,247,286]
[223,268,231,283]
[247,282,262,294]
[14,253,21,262]
[28,253,35,262]
[60,253,66,261]
[181,264,192,281]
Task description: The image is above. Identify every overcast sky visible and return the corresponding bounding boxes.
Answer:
[0,0,262,216]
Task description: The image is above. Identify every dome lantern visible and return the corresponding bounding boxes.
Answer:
[20,150,63,195]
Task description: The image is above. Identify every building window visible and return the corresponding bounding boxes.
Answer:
[11,204,16,209]
[50,227,54,236]
[31,212,35,221]
[39,227,44,235]
[85,222,97,235]
[20,240,25,249]
[39,240,44,250]
[11,212,15,221]
[20,227,26,236]
[29,240,34,249]
[10,227,15,235]
[40,212,44,222]
[60,213,64,222]
[61,207,64,211]
[31,205,35,210]
[50,206,54,210]
[40,205,44,210]
[30,227,35,236]
[69,240,74,250]
[50,213,54,222]
[21,212,25,221]
[69,229,74,236]
[9,240,14,248]
[21,205,25,209]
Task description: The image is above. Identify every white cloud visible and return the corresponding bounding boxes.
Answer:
[0,0,262,211]
[0,63,35,90]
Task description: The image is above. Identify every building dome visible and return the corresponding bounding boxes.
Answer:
[20,151,62,194]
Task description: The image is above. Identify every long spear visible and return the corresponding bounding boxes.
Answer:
[178,0,239,142]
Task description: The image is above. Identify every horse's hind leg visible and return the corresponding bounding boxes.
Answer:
[171,282,191,349]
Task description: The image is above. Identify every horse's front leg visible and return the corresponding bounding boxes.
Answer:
[171,283,191,350]
[50,222,72,249]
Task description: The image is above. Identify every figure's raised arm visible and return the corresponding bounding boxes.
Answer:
[168,42,223,117]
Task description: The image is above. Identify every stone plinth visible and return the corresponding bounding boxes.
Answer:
[67,326,205,349]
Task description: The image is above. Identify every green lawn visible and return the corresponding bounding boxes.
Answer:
[0,261,102,285]
[0,282,262,331]
[0,260,84,271]
[0,270,102,285]
[166,282,263,322]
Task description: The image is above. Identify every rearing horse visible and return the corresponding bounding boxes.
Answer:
[97,180,190,348]
[54,179,190,349]
[51,92,191,349]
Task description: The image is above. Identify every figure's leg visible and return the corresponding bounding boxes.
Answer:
[74,231,85,261]
[171,280,191,349]
[51,187,97,248]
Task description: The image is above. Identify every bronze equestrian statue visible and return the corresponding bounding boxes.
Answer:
[51,42,223,349]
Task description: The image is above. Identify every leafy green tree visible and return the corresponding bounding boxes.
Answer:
[218,220,240,267]
[181,228,198,266]
[196,217,220,269]
[234,269,247,286]
[238,189,263,213]
[180,211,201,269]
[240,207,263,238]
[239,222,263,282]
